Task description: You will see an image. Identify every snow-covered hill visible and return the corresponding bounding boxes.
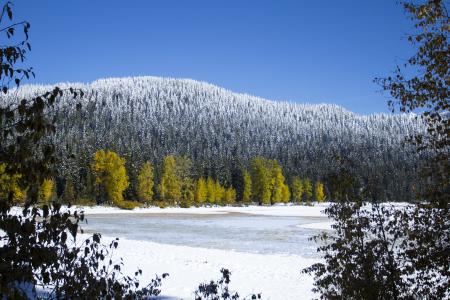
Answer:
[5,76,425,201]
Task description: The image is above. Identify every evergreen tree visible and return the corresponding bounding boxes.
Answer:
[180,178,195,207]
[62,179,76,203]
[241,170,252,203]
[137,161,154,202]
[157,155,181,203]
[291,176,304,203]
[303,178,313,203]
[195,178,207,204]
[315,181,326,202]
[175,156,195,206]
[91,150,129,204]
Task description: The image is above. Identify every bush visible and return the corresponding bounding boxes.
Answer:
[115,200,141,210]
[73,197,96,206]
[195,268,261,300]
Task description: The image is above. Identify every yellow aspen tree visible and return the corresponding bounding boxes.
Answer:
[315,181,326,202]
[206,177,216,204]
[223,187,236,204]
[291,176,304,203]
[271,161,286,204]
[91,150,129,205]
[137,161,154,202]
[214,181,225,205]
[195,178,207,204]
[39,178,55,203]
[281,183,291,203]
[0,164,25,203]
[157,155,181,203]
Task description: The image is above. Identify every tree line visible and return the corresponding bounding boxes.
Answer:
[1,150,327,208]
[82,151,326,208]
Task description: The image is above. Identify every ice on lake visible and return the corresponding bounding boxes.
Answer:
[82,212,329,258]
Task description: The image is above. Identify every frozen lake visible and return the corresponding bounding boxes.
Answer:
[82,211,329,257]
[73,205,331,299]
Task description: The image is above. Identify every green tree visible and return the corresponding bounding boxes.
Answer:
[302,178,313,202]
[175,156,195,207]
[91,150,129,205]
[250,157,272,205]
[180,177,195,207]
[195,177,207,204]
[62,179,76,203]
[137,161,154,202]
[306,2,450,299]
[291,176,304,203]
[157,155,181,203]
[241,170,252,203]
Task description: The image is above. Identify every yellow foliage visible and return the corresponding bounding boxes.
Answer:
[157,155,181,203]
[0,164,25,204]
[315,181,326,202]
[195,178,207,204]
[291,176,304,203]
[206,177,216,204]
[281,183,290,203]
[39,178,55,203]
[222,187,236,204]
[137,161,154,202]
[91,150,129,205]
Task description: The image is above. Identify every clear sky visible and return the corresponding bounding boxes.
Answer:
[13,0,415,114]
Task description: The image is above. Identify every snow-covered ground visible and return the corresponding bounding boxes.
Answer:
[75,203,329,217]
[9,204,330,299]
[76,204,331,299]
[84,234,319,299]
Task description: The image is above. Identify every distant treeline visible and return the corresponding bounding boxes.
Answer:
[0,151,327,208]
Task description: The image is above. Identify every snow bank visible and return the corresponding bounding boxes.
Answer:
[72,203,329,218]
[297,221,333,230]
[86,234,320,300]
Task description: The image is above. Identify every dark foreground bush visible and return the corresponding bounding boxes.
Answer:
[195,268,261,300]
[0,204,168,299]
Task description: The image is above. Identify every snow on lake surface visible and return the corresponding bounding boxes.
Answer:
[78,205,331,299]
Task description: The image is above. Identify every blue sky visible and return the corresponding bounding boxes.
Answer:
[13,0,414,114]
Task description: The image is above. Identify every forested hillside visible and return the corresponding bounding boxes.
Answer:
[4,76,426,203]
